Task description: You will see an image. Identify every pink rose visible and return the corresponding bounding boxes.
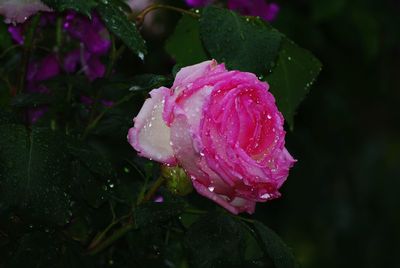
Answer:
[128,60,295,214]
[0,0,51,24]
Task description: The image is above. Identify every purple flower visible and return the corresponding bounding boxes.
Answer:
[64,48,106,81]
[64,12,111,55]
[26,54,61,123]
[80,95,114,108]
[185,0,213,7]
[228,0,280,21]
[62,12,110,81]
[27,54,60,82]
[153,195,164,203]
[8,25,24,44]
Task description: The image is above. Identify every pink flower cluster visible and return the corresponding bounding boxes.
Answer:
[128,60,295,214]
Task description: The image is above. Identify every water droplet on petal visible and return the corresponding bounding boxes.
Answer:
[261,193,271,199]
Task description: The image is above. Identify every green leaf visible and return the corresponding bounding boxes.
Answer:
[99,74,172,100]
[200,6,282,74]
[166,14,208,66]
[184,212,245,268]
[97,0,146,57]
[0,125,72,224]
[134,198,185,227]
[253,221,299,268]
[41,0,97,17]
[5,232,63,267]
[0,109,17,125]
[70,163,108,208]
[67,138,116,179]
[0,22,12,51]
[10,93,53,108]
[266,38,322,129]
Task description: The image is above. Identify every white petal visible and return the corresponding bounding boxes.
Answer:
[127,87,176,164]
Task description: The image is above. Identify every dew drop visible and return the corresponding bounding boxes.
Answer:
[138,52,145,61]
[261,193,271,199]
[129,85,141,91]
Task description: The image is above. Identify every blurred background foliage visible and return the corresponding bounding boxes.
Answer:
[0,0,399,267]
[267,0,400,267]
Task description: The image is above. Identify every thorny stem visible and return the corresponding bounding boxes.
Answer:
[135,4,200,26]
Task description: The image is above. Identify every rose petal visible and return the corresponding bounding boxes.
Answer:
[128,87,176,165]
[0,0,51,24]
[193,181,256,214]
[172,60,224,92]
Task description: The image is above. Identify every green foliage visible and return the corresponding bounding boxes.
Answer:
[200,6,282,75]
[184,212,245,268]
[67,138,116,179]
[266,38,322,129]
[134,198,185,227]
[10,93,53,107]
[0,22,12,51]
[166,14,208,66]
[41,0,97,17]
[253,221,299,268]
[0,125,72,224]
[96,0,147,58]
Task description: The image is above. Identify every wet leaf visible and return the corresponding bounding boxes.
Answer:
[184,212,245,268]
[200,6,281,75]
[134,198,185,227]
[41,0,97,17]
[0,125,71,224]
[266,38,322,129]
[166,14,208,66]
[67,138,116,179]
[253,221,299,268]
[97,0,146,57]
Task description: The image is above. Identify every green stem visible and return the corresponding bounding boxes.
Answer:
[184,208,208,215]
[105,36,126,78]
[0,44,21,59]
[142,176,165,203]
[87,223,135,255]
[105,35,116,77]
[18,14,41,94]
[56,17,63,50]
[135,4,200,26]
[234,215,255,224]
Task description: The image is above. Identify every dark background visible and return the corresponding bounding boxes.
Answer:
[259,0,400,267]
